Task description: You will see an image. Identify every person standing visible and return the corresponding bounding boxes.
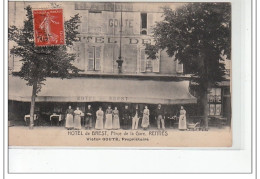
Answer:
[141,105,150,130]
[65,106,74,130]
[95,106,104,130]
[178,106,187,130]
[155,104,165,130]
[104,105,113,129]
[112,107,120,129]
[132,104,140,130]
[122,105,131,130]
[85,105,94,130]
[74,107,83,130]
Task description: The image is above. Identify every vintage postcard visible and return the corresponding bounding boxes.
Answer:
[8,1,232,147]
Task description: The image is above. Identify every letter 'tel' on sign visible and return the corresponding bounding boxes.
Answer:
[33,9,65,46]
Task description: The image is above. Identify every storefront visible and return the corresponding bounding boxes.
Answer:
[9,76,197,126]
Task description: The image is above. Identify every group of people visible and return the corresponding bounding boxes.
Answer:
[64,104,187,130]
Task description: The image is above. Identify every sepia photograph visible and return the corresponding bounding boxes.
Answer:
[8,1,232,147]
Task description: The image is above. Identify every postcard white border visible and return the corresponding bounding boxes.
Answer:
[2,0,256,177]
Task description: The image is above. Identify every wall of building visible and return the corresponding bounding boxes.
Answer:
[71,8,183,75]
[9,2,185,76]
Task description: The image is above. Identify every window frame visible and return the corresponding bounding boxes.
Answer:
[208,88,222,116]
[139,48,160,73]
[87,46,101,71]
[140,12,147,35]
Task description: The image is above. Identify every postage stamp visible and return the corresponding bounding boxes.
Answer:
[33,9,64,46]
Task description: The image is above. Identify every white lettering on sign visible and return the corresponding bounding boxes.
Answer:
[77,96,96,101]
[77,96,128,102]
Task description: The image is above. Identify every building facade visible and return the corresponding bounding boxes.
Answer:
[66,2,184,76]
[8,2,231,127]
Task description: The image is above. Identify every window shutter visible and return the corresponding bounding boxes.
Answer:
[133,12,140,35]
[152,59,160,72]
[176,59,183,73]
[147,13,153,35]
[140,49,146,72]
[81,14,88,33]
[152,52,160,72]
[72,44,80,63]
[87,46,94,71]
[95,46,101,71]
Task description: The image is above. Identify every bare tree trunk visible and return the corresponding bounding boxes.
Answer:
[29,82,37,129]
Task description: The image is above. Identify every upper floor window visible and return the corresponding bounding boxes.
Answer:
[88,11,102,33]
[87,46,101,71]
[141,13,147,35]
[140,49,160,72]
[81,14,88,33]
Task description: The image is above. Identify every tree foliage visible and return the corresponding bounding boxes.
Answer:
[146,3,231,95]
[9,6,81,93]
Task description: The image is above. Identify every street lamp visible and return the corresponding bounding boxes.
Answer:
[116,3,123,73]
[116,57,123,73]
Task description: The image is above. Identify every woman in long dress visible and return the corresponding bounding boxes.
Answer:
[104,105,113,129]
[95,106,104,130]
[141,105,150,130]
[74,107,83,130]
[65,106,74,130]
[112,107,120,129]
[178,106,187,130]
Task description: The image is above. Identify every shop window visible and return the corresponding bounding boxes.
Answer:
[208,88,222,116]
[141,13,147,35]
[87,46,101,71]
[140,49,160,72]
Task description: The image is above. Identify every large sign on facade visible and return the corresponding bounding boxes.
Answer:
[75,2,134,12]
[79,35,153,45]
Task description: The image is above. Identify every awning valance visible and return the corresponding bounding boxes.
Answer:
[9,76,197,104]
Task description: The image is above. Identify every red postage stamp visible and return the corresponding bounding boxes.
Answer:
[33,9,64,46]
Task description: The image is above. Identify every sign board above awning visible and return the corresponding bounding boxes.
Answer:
[9,76,197,104]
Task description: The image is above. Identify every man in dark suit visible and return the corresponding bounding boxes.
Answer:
[155,104,165,130]
[122,105,131,130]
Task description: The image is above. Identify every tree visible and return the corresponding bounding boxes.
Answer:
[9,6,81,129]
[145,3,231,129]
